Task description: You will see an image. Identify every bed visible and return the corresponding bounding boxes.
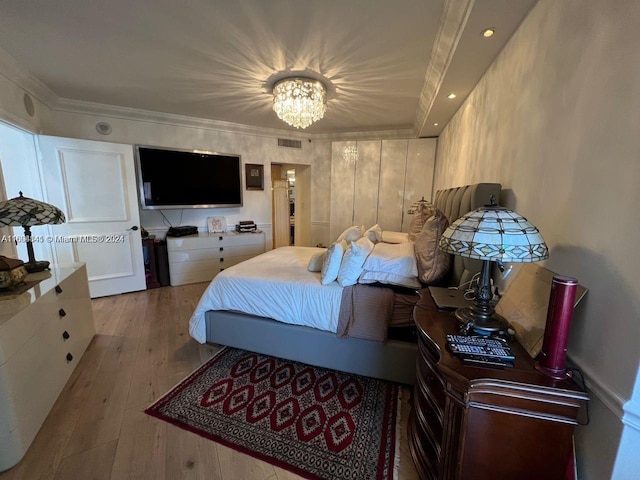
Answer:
[189,182,501,385]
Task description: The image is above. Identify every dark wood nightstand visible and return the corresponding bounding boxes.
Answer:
[408,293,588,480]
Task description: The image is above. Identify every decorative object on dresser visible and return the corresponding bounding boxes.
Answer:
[235,220,257,233]
[207,216,226,233]
[408,293,588,480]
[167,231,265,286]
[0,256,28,289]
[146,347,400,480]
[0,264,95,471]
[438,195,548,335]
[0,192,65,272]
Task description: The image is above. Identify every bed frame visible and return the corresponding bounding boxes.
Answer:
[204,183,501,385]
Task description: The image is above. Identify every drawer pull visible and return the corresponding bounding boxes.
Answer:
[219,258,224,262]
[66,353,73,362]
[220,268,225,272]
[55,285,63,294]
[62,331,70,340]
[218,236,223,241]
[219,247,224,252]
[59,308,67,317]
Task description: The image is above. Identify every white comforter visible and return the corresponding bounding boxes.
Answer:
[189,246,343,343]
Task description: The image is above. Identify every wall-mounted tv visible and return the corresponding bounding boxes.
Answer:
[135,145,243,209]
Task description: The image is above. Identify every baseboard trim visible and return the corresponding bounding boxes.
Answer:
[568,356,625,420]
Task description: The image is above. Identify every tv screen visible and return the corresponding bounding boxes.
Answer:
[135,146,243,209]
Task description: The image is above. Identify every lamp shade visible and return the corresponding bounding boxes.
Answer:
[0,192,65,227]
[438,201,548,263]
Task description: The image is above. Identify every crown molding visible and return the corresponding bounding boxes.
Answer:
[0,45,415,142]
[413,0,474,137]
[0,47,58,108]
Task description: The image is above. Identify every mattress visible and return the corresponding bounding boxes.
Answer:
[189,246,343,343]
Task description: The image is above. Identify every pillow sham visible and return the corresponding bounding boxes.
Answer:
[381,231,410,244]
[307,251,327,272]
[408,204,434,241]
[320,240,347,285]
[358,270,422,289]
[337,236,375,286]
[414,209,452,285]
[335,225,365,244]
[363,224,382,244]
[362,241,419,278]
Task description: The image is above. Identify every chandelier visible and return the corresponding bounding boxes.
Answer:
[272,77,327,129]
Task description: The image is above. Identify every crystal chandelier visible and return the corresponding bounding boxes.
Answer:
[272,77,327,129]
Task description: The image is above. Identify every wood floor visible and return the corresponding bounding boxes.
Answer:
[0,283,419,480]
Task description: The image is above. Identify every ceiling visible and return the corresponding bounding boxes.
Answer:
[0,0,536,137]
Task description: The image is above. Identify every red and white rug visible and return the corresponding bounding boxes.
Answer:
[145,347,401,480]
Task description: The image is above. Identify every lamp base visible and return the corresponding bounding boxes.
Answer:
[455,307,509,336]
[534,361,573,380]
[25,260,51,273]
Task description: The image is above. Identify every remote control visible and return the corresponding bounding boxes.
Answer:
[448,343,515,360]
[446,334,508,348]
[461,355,514,368]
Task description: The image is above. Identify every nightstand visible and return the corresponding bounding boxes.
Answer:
[408,293,588,480]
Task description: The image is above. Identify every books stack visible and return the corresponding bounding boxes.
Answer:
[236,220,257,233]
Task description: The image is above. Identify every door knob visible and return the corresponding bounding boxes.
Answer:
[128,226,139,231]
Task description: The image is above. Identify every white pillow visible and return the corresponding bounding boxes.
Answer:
[307,251,326,272]
[320,240,347,285]
[337,236,375,287]
[363,224,382,244]
[362,241,419,277]
[336,225,365,244]
[381,231,410,244]
[358,270,422,289]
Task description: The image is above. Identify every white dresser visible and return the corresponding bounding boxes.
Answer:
[0,264,95,471]
[167,231,265,286]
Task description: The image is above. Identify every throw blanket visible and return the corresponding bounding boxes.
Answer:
[337,284,395,342]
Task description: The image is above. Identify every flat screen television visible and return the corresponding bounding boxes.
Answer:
[135,145,243,209]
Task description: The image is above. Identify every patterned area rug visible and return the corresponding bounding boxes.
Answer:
[145,347,401,480]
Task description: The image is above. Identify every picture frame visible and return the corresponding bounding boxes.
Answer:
[245,164,264,190]
[207,216,226,233]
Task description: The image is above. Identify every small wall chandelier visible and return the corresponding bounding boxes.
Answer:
[272,77,327,129]
[343,145,358,164]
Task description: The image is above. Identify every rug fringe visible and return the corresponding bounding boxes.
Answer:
[393,387,402,480]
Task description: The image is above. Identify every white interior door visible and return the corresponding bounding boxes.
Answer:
[37,135,146,297]
[272,179,290,248]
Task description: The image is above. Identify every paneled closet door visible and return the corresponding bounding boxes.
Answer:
[37,136,146,297]
[329,141,356,241]
[352,141,381,229]
[377,139,409,232]
[401,138,437,232]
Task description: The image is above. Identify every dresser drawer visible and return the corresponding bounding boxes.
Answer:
[0,264,95,471]
[168,244,264,264]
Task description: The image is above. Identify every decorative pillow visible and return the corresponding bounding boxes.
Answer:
[335,225,365,244]
[363,224,382,244]
[381,231,410,244]
[337,236,375,286]
[408,205,434,242]
[358,270,422,289]
[414,208,452,285]
[320,240,347,285]
[362,241,419,278]
[307,251,327,272]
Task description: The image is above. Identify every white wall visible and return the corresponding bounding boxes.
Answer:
[37,110,333,250]
[434,0,640,478]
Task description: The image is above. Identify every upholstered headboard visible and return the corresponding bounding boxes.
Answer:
[433,183,501,287]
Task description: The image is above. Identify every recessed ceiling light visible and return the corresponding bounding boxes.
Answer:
[433,123,439,126]
[447,93,456,99]
[482,28,495,38]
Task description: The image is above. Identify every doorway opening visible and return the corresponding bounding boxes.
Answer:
[271,163,310,248]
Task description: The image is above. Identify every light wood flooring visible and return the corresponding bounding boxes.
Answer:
[0,283,419,480]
